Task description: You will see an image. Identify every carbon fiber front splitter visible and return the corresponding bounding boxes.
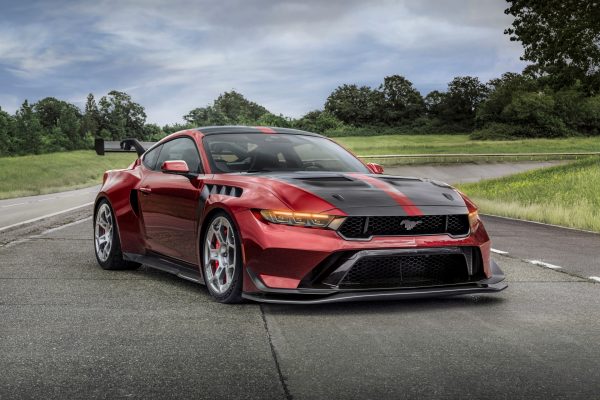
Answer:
[242,260,507,304]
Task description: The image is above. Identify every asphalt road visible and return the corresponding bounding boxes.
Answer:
[384,161,562,184]
[482,215,600,279]
[1,219,598,399]
[0,161,560,231]
[0,185,99,231]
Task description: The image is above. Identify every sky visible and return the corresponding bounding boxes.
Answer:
[0,0,527,125]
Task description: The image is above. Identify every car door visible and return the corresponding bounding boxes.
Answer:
[138,136,204,264]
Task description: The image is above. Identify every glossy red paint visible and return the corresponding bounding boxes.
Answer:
[234,209,492,292]
[366,162,384,174]
[161,160,189,173]
[95,127,502,302]
[259,274,301,289]
[255,126,277,134]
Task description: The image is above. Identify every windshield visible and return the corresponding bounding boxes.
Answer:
[203,133,369,173]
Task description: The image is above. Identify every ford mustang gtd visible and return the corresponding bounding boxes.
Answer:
[93,126,506,304]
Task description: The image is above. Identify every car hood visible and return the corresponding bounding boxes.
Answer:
[253,172,469,216]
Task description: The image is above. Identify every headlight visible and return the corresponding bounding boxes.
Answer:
[468,210,480,231]
[259,210,345,229]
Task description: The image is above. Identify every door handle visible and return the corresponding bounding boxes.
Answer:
[139,187,152,195]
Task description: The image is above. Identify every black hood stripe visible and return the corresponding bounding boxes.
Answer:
[350,174,424,216]
[266,173,403,215]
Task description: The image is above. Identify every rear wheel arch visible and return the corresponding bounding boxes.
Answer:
[93,197,140,270]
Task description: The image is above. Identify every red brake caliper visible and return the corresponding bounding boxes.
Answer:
[212,236,220,274]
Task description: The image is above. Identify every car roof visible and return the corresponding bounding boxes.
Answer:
[194,126,323,137]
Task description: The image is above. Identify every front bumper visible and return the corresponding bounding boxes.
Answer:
[242,259,507,304]
[236,209,505,304]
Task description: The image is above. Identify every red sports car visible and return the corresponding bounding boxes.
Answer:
[93,126,506,304]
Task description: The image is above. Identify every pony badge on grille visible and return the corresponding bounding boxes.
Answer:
[400,219,422,230]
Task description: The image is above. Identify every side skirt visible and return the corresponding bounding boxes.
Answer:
[123,252,204,284]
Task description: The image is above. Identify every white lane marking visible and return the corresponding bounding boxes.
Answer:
[39,217,92,235]
[589,276,600,283]
[0,202,94,232]
[528,260,562,270]
[0,202,27,208]
[491,248,509,255]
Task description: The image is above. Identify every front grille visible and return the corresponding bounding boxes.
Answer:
[338,215,469,239]
[339,254,469,288]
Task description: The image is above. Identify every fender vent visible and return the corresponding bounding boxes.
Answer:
[130,189,140,215]
[202,184,243,198]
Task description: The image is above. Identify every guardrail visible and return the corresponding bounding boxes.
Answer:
[356,152,600,164]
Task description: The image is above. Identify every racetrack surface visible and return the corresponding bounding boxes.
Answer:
[0,185,99,231]
[482,215,600,279]
[0,220,598,399]
[384,160,562,183]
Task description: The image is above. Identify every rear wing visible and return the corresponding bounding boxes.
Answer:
[94,138,157,157]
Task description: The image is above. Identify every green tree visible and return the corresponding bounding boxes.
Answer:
[0,107,14,156]
[505,0,600,93]
[33,97,83,151]
[213,91,269,122]
[440,76,489,129]
[98,91,147,140]
[184,91,270,126]
[255,113,293,128]
[378,75,425,124]
[424,90,447,118]
[578,95,600,134]
[324,84,382,126]
[14,100,44,154]
[143,123,165,141]
[476,72,538,126]
[163,122,194,135]
[82,93,101,138]
[184,105,230,126]
[294,110,345,133]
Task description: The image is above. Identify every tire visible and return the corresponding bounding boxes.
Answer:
[94,199,140,271]
[202,212,243,303]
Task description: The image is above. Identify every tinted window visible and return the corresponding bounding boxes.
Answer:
[142,145,162,170]
[156,137,202,173]
[203,134,369,173]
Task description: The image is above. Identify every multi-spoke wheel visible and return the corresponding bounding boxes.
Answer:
[93,199,140,270]
[203,213,243,303]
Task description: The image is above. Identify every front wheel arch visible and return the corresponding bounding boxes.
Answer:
[199,209,244,303]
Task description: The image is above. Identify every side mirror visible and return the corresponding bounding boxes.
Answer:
[366,162,384,174]
[161,160,189,174]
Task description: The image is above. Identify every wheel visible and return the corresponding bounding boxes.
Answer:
[94,199,140,270]
[202,212,243,303]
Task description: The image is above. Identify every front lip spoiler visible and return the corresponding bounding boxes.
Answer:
[242,260,507,304]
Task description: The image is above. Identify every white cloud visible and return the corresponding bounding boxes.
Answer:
[0,0,527,124]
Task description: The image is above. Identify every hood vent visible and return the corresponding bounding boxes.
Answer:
[293,176,369,188]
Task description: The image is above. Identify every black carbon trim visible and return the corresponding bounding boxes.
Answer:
[243,260,506,304]
[123,252,203,284]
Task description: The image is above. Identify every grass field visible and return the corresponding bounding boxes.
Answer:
[458,157,600,232]
[0,151,136,199]
[1,134,599,200]
[336,135,600,155]
[338,135,600,165]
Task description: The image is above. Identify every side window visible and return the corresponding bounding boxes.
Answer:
[156,137,202,173]
[142,145,162,170]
